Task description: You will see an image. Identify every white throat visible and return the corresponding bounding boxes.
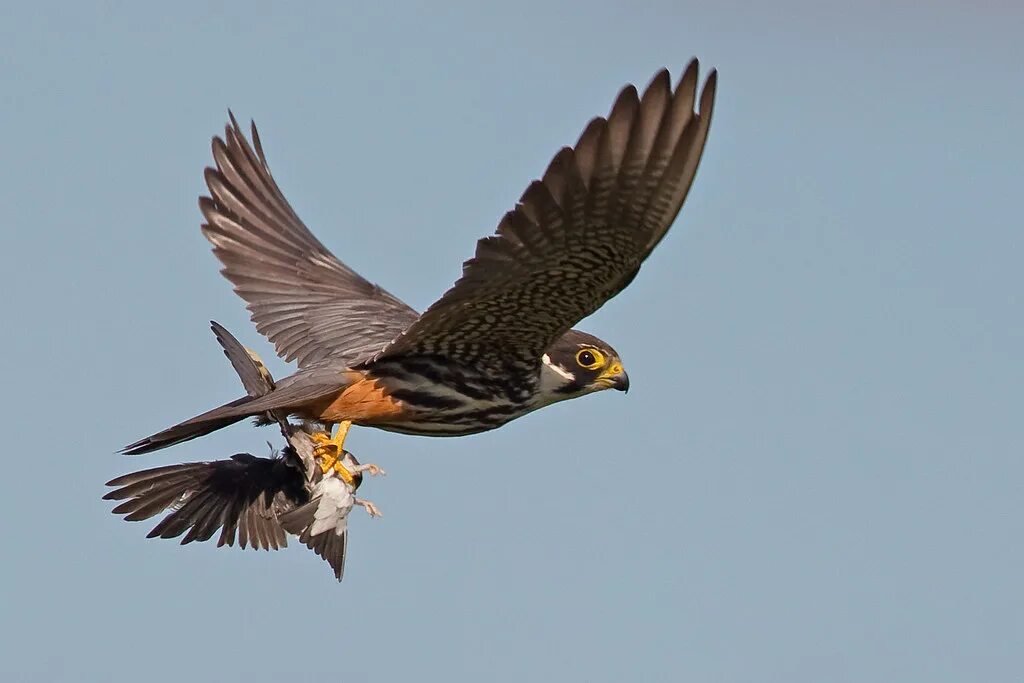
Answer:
[536,353,576,406]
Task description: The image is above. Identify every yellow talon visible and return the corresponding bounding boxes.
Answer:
[310,421,354,484]
[332,460,355,485]
[332,421,351,451]
[309,432,337,470]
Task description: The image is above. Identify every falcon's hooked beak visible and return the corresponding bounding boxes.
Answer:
[597,360,630,393]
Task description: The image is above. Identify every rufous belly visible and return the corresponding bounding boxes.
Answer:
[306,375,408,425]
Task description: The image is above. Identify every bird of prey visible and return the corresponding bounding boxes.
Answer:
[123,60,717,471]
[106,323,383,580]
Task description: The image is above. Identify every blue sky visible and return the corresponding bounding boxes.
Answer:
[1,2,1022,681]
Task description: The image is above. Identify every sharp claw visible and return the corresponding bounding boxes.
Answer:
[309,431,331,447]
[310,432,345,476]
[314,446,340,474]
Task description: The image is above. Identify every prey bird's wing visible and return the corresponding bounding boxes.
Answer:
[201,115,420,369]
[376,62,716,368]
[210,320,275,395]
[104,454,305,550]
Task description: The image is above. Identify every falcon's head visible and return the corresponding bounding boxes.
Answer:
[539,329,630,402]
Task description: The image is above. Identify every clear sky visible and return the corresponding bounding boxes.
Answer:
[2,2,1022,681]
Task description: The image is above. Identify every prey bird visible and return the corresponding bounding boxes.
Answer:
[123,60,717,467]
[107,322,383,580]
[105,446,379,581]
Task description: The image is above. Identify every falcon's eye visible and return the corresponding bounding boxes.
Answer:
[575,348,604,370]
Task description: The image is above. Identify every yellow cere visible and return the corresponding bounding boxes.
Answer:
[597,361,624,382]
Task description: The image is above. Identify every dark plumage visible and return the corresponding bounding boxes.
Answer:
[104,451,307,550]
[104,447,367,581]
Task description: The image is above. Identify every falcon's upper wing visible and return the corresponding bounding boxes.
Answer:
[376,61,716,369]
[201,115,419,369]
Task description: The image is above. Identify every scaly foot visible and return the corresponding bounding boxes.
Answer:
[348,463,387,477]
[309,432,342,474]
[310,421,353,481]
[356,498,382,518]
[328,459,385,483]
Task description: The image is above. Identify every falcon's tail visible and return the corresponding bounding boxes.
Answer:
[121,367,347,455]
[120,396,259,455]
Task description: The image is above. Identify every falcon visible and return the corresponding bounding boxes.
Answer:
[123,60,717,470]
[106,322,383,581]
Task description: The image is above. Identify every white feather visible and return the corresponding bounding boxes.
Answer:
[308,476,355,537]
